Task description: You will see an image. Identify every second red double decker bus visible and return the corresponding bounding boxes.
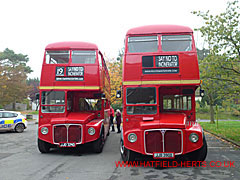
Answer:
[37,42,111,153]
[118,25,207,161]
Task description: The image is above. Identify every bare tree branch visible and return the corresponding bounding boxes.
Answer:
[220,65,240,75]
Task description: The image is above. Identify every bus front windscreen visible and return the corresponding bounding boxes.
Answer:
[126,87,157,115]
[41,91,65,113]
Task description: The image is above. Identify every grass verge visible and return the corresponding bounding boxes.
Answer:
[199,121,240,144]
[196,112,240,120]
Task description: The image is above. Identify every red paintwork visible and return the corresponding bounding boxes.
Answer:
[140,113,187,129]
[46,41,98,50]
[124,29,199,83]
[127,25,193,35]
[38,41,111,147]
[50,112,96,125]
[125,53,199,82]
[122,25,204,157]
[40,65,100,88]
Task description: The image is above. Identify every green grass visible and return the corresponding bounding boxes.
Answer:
[196,112,240,120]
[20,111,39,115]
[28,111,39,115]
[199,121,240,144]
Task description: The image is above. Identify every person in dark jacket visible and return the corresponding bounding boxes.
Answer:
[110,107,115,132]
[115,109,122,133]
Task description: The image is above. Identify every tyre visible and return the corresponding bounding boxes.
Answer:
[120,138,136,162]
[15,123,25,133]
[93,128,105,153]
[186,134,208,161]
[38,139,51,153]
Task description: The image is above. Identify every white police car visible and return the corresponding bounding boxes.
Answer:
[0,110,27,133]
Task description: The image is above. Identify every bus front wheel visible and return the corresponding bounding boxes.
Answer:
[93,128,105,153]
[38,139,51,153]
[185,135,207,161]
[120,138,135,162]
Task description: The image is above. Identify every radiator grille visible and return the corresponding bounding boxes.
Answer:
[164,130,181,153]
[145,130,163,153]
[68,125,81,143]
[54,125,67,143]
[53,124,82,144]
[145,129,182,154]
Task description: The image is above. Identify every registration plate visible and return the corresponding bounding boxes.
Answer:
[153,152,175,159]
[59,143,76,148]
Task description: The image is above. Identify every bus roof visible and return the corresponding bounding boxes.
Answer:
[126,25,193,35]
[45,41,98,50]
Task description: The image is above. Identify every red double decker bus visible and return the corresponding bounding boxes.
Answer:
[37,41,111,153]
[119,25,207,161]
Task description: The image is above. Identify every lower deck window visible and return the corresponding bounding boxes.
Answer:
[163,95,192,111]
[127,106,157,115]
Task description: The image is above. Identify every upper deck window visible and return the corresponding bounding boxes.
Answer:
[161,35,192,52]
[128,36,158,53]
[72,51,96,64]
[45,51,69,64]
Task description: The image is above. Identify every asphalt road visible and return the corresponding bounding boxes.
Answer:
[0,122,239,180]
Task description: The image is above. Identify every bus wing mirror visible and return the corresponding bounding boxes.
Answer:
[35,93,39,100]
[101,93,106,99]
[116,90,121,98]
[200,89,205,97]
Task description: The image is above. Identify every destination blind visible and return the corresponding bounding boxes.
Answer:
[142,55,179,74]
[55,66,84,81]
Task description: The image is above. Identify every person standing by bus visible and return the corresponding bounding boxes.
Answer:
[116,109,121,133]
[110,107,115,132]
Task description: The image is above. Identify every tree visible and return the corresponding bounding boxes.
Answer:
[107,49,123,110]
[193,0,240,97]
[200,55,226,123]
[27,78,40,110]
[27,77,40,101]
[0,48,32,109]
[193,0,240,122]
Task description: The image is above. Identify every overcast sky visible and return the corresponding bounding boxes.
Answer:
[0,0,229,78]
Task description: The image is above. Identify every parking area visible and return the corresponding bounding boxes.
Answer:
[0,122,239,180]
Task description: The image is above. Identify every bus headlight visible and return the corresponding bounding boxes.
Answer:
[189,133,199,143]
[41,127,48,135]
[128,133,137,143]
[88,127,95,135]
